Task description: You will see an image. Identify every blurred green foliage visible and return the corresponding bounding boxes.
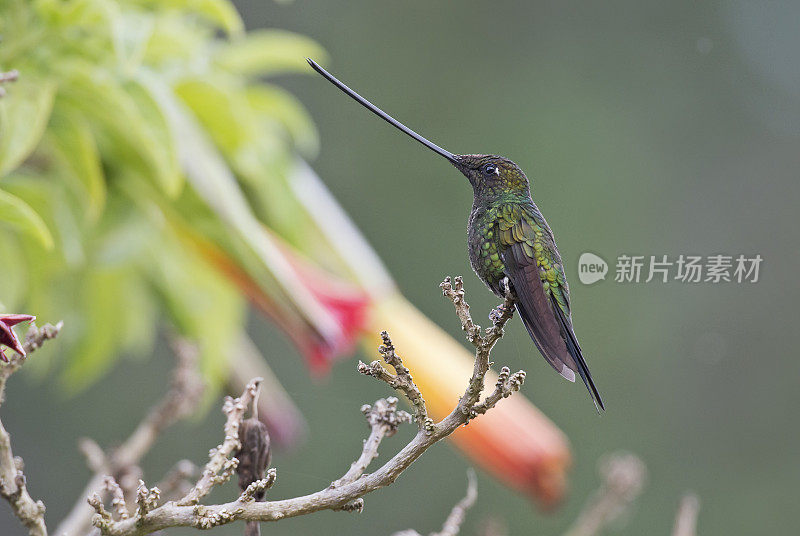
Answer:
[2,1,800,535]
[0,0,327,390]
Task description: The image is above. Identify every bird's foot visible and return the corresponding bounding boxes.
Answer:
[500,277,516,299]
[489,277,516,325]
[489,303,510,324]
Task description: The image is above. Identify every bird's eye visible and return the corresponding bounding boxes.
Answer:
[482,163,498,176]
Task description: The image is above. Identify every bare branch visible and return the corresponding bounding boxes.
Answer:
[472,367,526,416]
[79,438,110,474]
[23,322,63,355]
[440,276,482,344]
[0,322,63,406]
[88,278,527,536]
[359,332,431,433]
[177,377,261,506]
[562,452,647,536]
[135,481,161,518]
[126,338,206,461]
[103,476,129,521]
[440,276,519,425]
[56,338,205,536]
[331,397,411,492]
[392,470,477,536]
[155,460,198,502]
[89,492,114,531]
[671,493,700,536]
[431,469,478,536]
[0,321,62,536]
[239,469,277,503]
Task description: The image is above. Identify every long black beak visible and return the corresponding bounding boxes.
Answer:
[307,59,459,165]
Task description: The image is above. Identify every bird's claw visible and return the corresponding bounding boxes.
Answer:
[489,303,509,324]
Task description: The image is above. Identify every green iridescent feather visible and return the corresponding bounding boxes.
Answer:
[460,154,604,411]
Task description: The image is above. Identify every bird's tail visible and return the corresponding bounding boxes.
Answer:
[513,297,605,412]
[548,295,605,412]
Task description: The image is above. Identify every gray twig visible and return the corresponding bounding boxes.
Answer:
[330,396,412,508]
[392,470,477,536]
[562,452,647,536]
[0,321,62,536]
[431,469,478,536]
[177,377,262,506]
[671,493,700,536]
[358,332,432,433]
[88,278,526,536]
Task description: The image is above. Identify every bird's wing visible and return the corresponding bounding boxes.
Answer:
[498,206,604,411]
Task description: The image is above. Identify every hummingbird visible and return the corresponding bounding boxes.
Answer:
[307,59,604,411]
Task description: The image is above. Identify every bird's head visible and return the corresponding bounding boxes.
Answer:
[306,60,530,200]
[452,154,530,198]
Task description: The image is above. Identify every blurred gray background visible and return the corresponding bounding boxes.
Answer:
[3,0,799,534]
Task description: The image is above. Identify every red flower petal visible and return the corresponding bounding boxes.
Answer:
[0,314,35,361]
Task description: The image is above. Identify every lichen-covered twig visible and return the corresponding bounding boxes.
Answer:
[177,377,262,506]
[330,396,411,510]
[238,469,277,503]
[671,493,700,536]
[0,322,62,536]
[358,332,431,432]
[103,476,129,521]
[88,278,525,536]
[0,322,62,403]
[562,452,647,536]
[471,366,526,416]
[440,276,521,423]
[89,377,264,533]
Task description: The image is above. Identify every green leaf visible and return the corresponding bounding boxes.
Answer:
[62,267,134,391]
[174,78,252,155]
[124,78,184,197]
[58,63,183,198]
[146,82,339,340]
[0,77,56,176]
[149,0,243,36]
[215,30,327,76]
[147,227,244,384]
[47,109,107,220]
[35,0,116,29]
[2,173,83,264]
[143,11,208,64]
[0,232,27,311]
[110,10,154,73]
[246,85,318,156]
[0,186,54,249]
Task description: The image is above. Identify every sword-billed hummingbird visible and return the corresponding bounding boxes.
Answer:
[307,59,604,411]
